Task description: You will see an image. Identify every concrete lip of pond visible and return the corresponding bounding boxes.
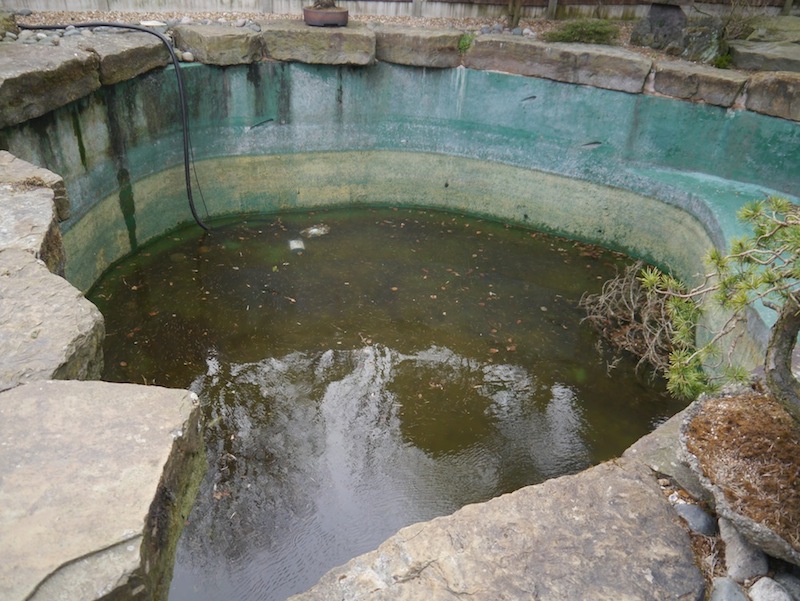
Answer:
[0,17,798,601]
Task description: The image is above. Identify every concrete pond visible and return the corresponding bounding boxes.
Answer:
[0,14,799,601]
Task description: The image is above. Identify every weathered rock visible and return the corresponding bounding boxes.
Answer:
[260,20,375,66]
[674,503,718,536]
[652,60,748,107]
[374,25,463,68]
[464,36,652,93]
[0,150,70,222]
[290,460,705,600]
[0,10,19,35]
[631,6,723,63]
[0,380,204,601]
[710,577,749,601]
[746,16,800,44]
[0,249,104,392]
[172,24,262,65]
[774,573,800,601]
[631,4,687,53]
[0,43,100,129]
[60,30,170,85]
[749,577,794,601]
[745,71,800,122]
[729,41,800,73]
[0,185,64,275]
[622,407,710,504]
[719,517,769,583]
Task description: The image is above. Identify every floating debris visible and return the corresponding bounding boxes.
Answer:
[300,224,330,238]
[289,239,305,253]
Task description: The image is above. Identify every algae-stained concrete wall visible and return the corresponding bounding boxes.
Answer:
[1,61,798,292]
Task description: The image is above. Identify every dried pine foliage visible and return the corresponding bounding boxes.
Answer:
[685,393,800,550]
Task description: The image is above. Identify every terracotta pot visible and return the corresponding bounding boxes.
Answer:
[303,6,349,27]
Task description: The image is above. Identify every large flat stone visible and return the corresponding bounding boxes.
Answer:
[260,20,375,66]
[0,43,100,130]
[730,41,800,73]
[0,380,203,601]
[60,30,171,86]
[464,36,652,93]
[374,25,463,68]
[0,150,70,221]
[291,459,705,600]
[0,184,64,275]
[0,249,104,392]
[652,60,748,107]
[173,24,263,66]
[745,71,800,121]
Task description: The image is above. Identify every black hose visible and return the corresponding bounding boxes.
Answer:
[18,21,212,232]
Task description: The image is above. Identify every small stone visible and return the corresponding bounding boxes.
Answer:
[17,29,33,40]
[166,18,179,28]
[247,23,261,32]
[523,27,533,36]
[512,28,523,35]
[81,29,93,37]
[15,8,33,16]
[749,577,793,601]
[181,51,195,63]
[491,23,503,33]
[5,31,17,40]
[180,16,194,24]
[480,25,490,34]
[674,503,718,536]
[34,32,47,40]
[774,573,800,601]
[63,29,82,37]
[217,17,227,23]
[235,18,247,27]
[719,518,768,583]
[710,577,749,601]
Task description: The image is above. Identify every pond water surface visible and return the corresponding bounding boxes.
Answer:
[88,207,686,601]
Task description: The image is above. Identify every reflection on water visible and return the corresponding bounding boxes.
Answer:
[88,208,686,601]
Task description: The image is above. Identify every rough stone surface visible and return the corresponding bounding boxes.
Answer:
[0,249,104,392]
[374,25,463,68]
[60,30,170,85]
[0,380,203,601]
[730,41,800,73]
[710,577,749,601]
[652,60,748,107]
[0,42,100,129]
[719,517,770,583]
[746,16,800,43]
[744,70,800,122]
[0,9,18,35]
[631,4,687,52]
[749,578,794,601]
[623,407,711,504]
[464,36,652,93]
[260,20,375,65]
[173,23,262,65]
[290,459,705,600]
[0,150,70,221]
[0,184,65,274]
[775,573,800,601]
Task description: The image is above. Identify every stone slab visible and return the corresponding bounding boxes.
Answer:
[0,380,202,601]
[745,71,800,121]
[173,24,262,66]
[0,150,70,221]
[0,42,100,130]
[730,41,800,73]
[746,16,800,44]
[260,20,375,66]
[464,36,652,94]
[652,60,748,107]
[291,459,705,600]
[374,25,463,68]
[60,30,170,86]
[0,249,104,392]
[0,184,65,275]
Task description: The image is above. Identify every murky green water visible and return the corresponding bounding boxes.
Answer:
[89,207,686,601]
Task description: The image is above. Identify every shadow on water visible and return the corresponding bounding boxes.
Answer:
[88,207,687,601]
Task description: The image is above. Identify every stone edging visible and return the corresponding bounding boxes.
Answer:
[0,20,799,130]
